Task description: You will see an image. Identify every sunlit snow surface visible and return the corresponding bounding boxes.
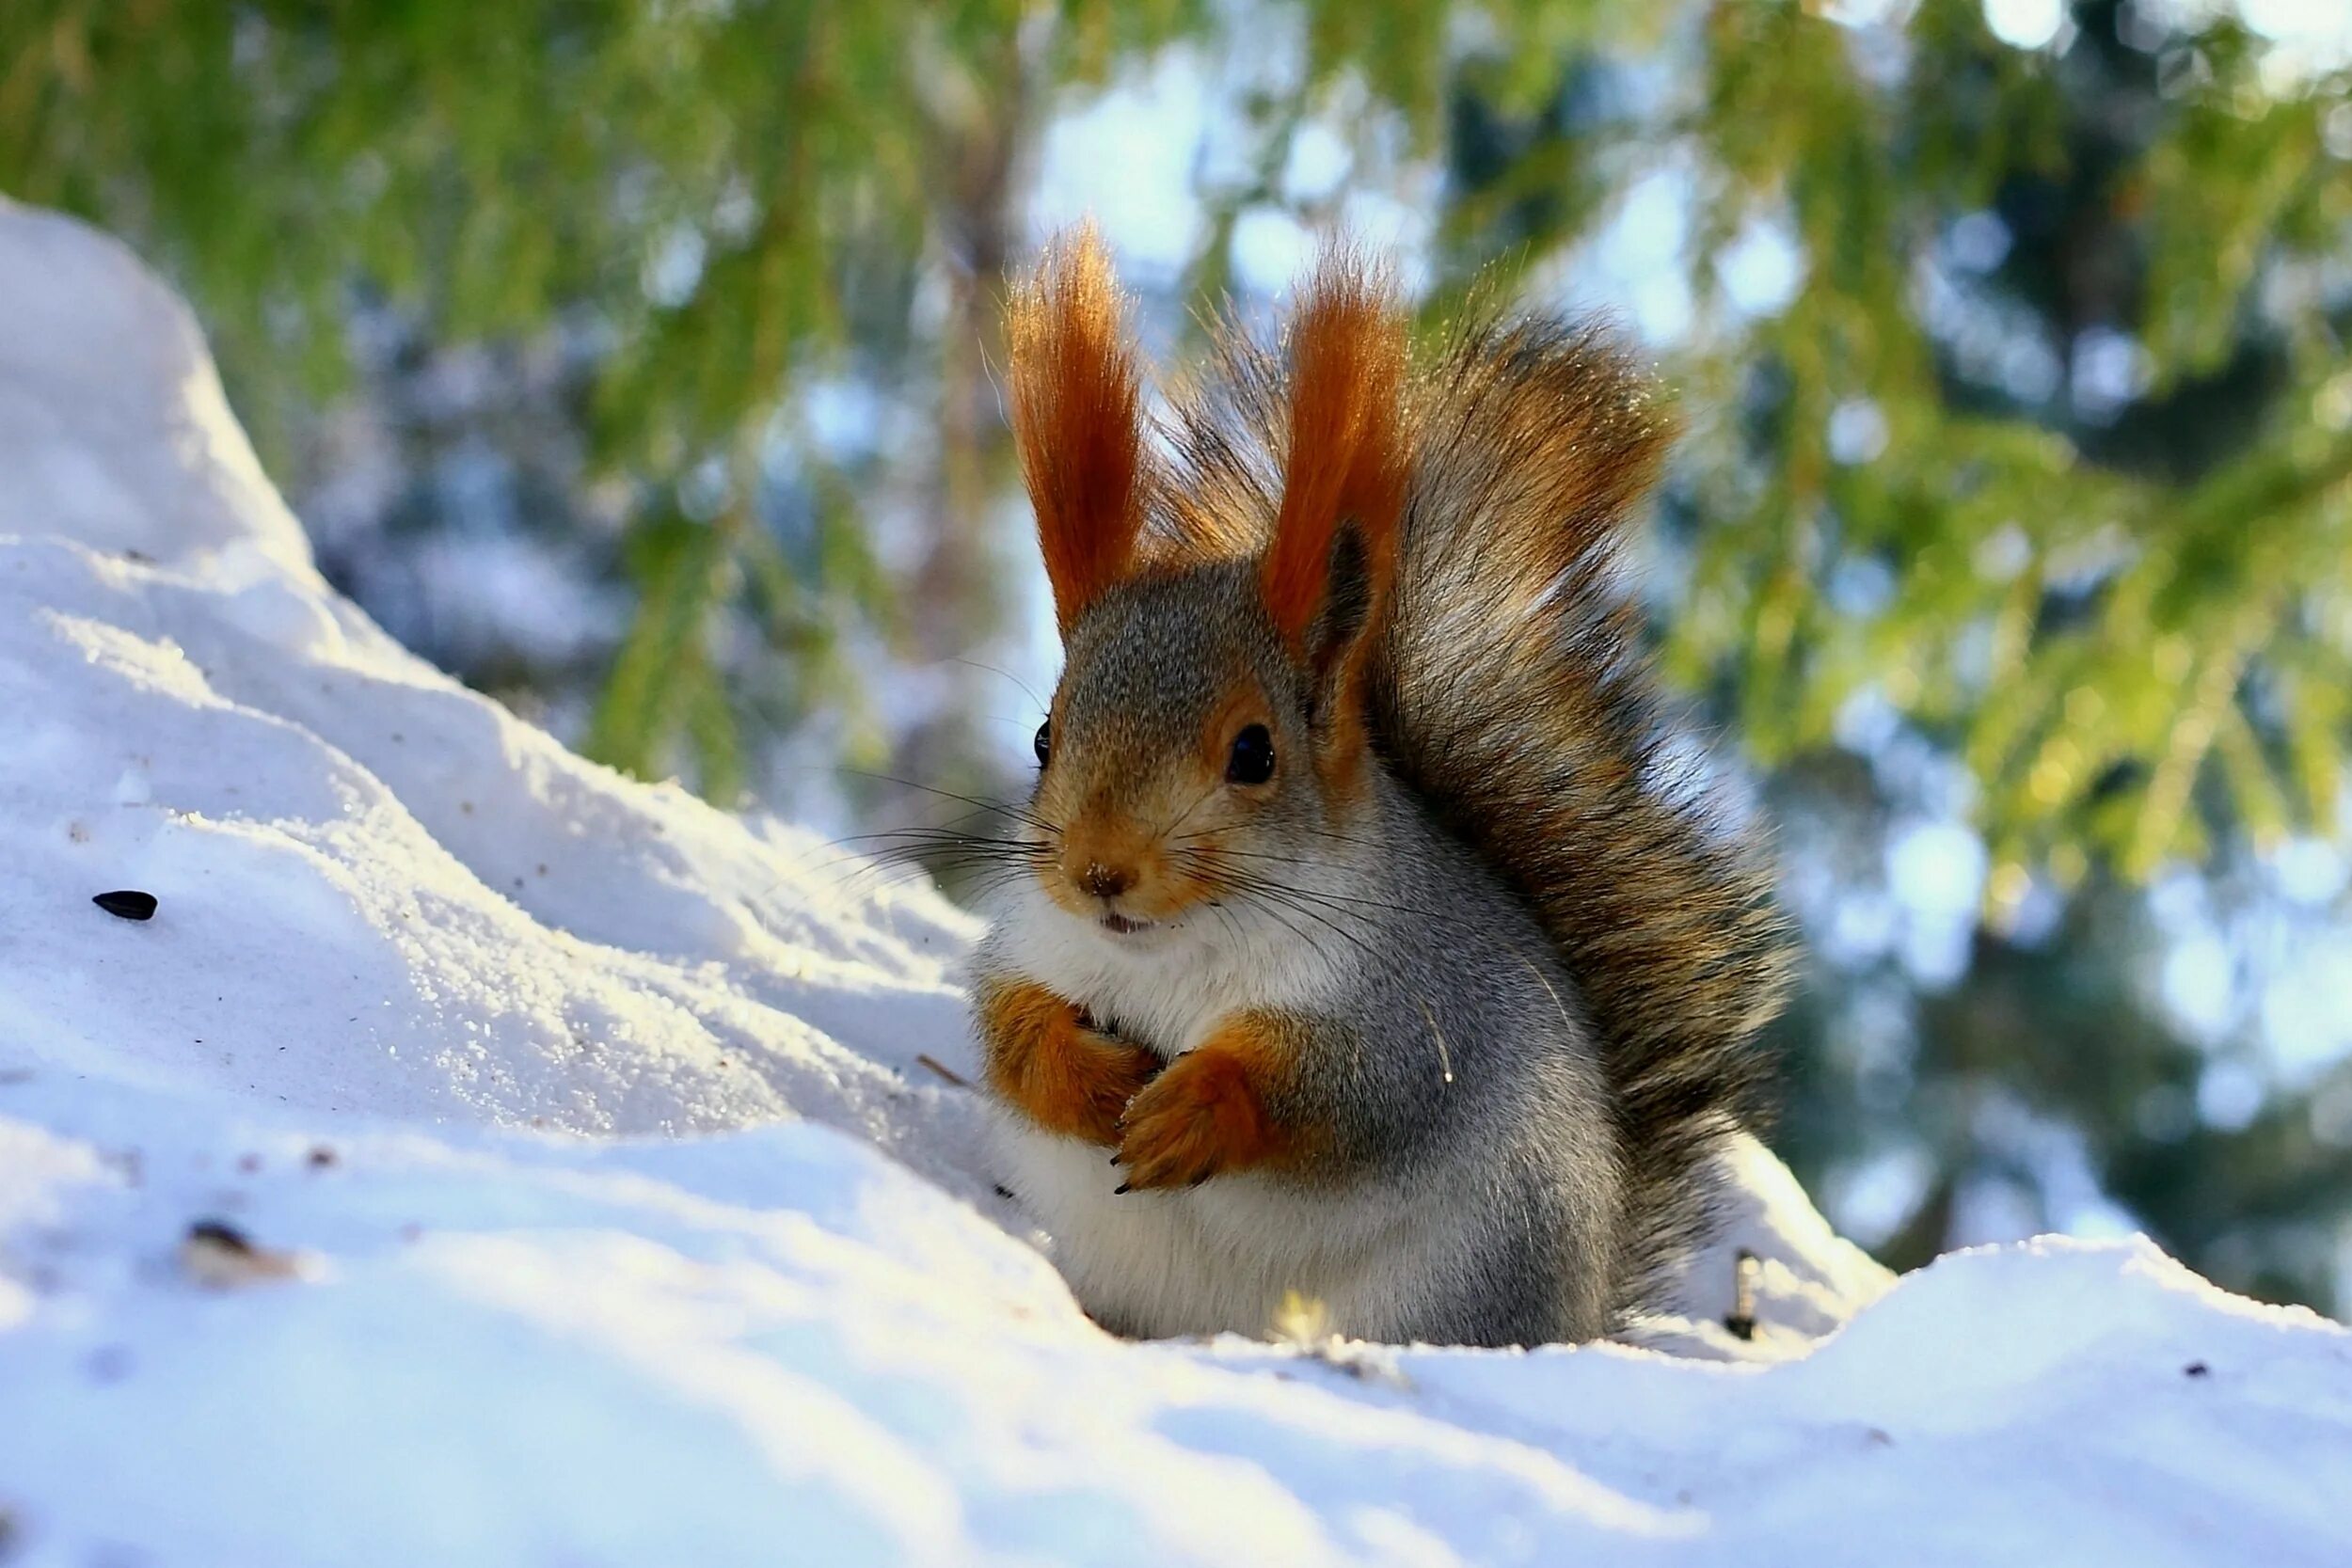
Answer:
[2,199,2346,1567]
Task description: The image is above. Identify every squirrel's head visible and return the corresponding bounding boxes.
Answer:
[1006,229,1406,943]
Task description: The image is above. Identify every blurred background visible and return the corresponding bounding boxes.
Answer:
[5,0,2347,1310]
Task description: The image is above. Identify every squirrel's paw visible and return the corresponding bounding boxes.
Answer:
[1113,1043,1279,1192]
[1055,1023,1163,1148]
[981,983,1160,1147]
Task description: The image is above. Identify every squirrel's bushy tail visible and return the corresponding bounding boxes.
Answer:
[1163,297,1791,1317]
[1373,316,1791,1318]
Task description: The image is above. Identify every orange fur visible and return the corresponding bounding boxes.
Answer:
[1009,227,1150,634]
[1257,248,1410,651]
[1036,768,1227,926]
[979,978,1160,1147]
[1114,1014,1301,1190]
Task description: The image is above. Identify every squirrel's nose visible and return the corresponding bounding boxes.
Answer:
[1076,862,1133,900]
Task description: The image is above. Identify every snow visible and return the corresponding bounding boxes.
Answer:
[0,197,2346,1565]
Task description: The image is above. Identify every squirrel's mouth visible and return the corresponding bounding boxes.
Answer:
[1098,912,1154,937]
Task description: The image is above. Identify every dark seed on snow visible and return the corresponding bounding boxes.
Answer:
[182,1218,305,1287]
[93,890,158,921]
[186,1219,256,1255]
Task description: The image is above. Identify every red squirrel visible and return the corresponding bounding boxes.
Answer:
[969,230,1788,1347]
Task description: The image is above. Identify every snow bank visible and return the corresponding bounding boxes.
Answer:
[0,198,2344,1567]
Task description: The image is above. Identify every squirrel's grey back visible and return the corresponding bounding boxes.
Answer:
[1162,305,1789,1321]
[1374,316,1789,1317]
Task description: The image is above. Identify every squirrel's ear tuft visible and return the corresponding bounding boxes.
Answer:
[1009,226,1151,637]
[1260,245,1408,700]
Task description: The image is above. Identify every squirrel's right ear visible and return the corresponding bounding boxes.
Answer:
[1260,249,1409,724]
[1008,227,1150,637]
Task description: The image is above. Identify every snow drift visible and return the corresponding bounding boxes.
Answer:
[0,198,2345,1567]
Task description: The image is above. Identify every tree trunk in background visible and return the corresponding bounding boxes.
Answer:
[893,38,1036,843]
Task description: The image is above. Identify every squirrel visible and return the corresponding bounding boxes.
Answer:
[966,230,1789,1348]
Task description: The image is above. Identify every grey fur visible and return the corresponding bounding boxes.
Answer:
[971,307,1787,1348]
[977,566,1629,1346]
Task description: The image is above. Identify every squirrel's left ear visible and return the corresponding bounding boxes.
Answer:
[1260,248,1409,734]
[1009,227,1151,637]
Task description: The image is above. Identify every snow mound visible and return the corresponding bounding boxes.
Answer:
[1,198,2345,1566]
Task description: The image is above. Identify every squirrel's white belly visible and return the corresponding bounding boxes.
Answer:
[983,886,1432,1337]
[986,883,1355,1057]
[992,1108,1454,1340]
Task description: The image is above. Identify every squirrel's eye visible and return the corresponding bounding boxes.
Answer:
[1033,720,1053,768]
[1226,723,1276,785]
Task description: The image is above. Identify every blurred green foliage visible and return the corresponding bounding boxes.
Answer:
[4,0,2348,1306]
[3,0,1200,789]
[7,0,2341,868]
[1431,2,2352,897]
